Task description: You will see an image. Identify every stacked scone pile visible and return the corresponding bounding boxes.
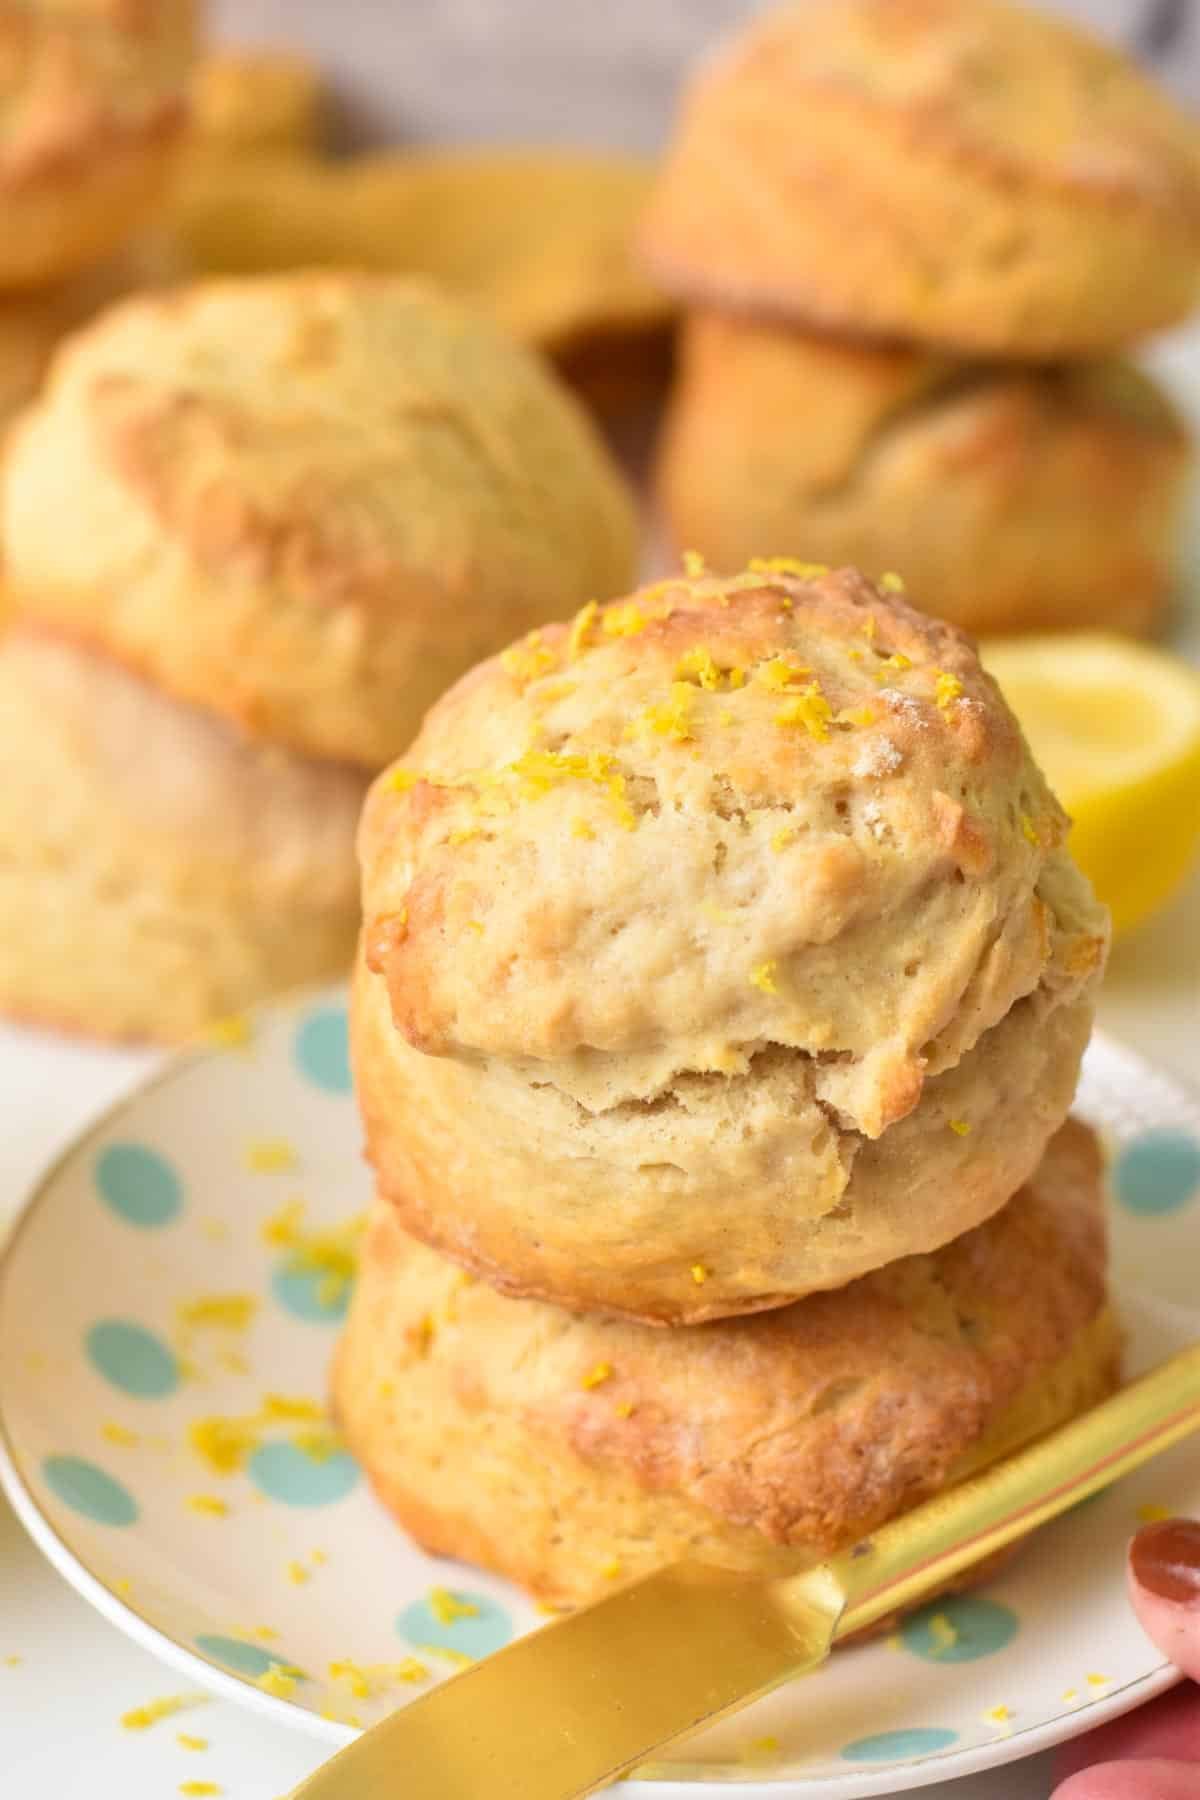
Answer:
[0,0,194,443]
[642,0,1200,638]
[339,561,1116,1609]
[0,272,635,1038]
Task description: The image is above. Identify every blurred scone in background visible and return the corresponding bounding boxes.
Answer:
[0,274,636,1039]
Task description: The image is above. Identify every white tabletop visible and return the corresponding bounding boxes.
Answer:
[3,333,1200,1800]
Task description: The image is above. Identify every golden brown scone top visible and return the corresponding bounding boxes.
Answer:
[0,0,193,185]
[362,564,1108,1139]
[641,0,1200,355]
[1,272,638,767]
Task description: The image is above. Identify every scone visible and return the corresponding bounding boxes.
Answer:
[0,0,193,291]
[335,1118,1121,1610]
[356,565,1109,1323]
[657,315,1191,637]
[640,0,1200,357]
[190,48,325,154]
[0,630,365,1041]
[2,273,638,768]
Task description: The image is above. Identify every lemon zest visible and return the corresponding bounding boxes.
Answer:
[934,670,964,712]
[567,600,598,660]
[756,655,811,692]
[243,1138,297,1175]
[602,600,648,638]
[204,1015,251,1050]
[750,961,779,995]
[747,557,827,578]
[627,682,694,743]
[177,1294,258,1334]
[582,1362,613,1390]
[501,630,557,684]
[429,1588,480,1625]
[121,1695,206,1731]
[775,686,833,740]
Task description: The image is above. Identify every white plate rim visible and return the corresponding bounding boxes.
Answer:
[0,1012,1192,1799]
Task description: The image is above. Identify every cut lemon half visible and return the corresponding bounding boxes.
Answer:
[981,634,1200,936]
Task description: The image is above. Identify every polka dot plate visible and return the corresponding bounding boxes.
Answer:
[0,986,1198,1799]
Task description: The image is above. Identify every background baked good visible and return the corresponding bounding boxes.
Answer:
[190,46,325,153]
[0,630,365,1040]
[656,315,1192,637]
[0,0,194,292]
[335,1118,1121,1609]
[639,0,1200,358]
[2,272,639,768]
[356,565,1109,1321]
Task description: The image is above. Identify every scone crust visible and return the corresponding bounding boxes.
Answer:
[640,0,1200,356]
[656,314,1192,637]
[0,0,192,289]
[335,1120,1121,1609]
[1,273,638,767]
[0,628,366,1041]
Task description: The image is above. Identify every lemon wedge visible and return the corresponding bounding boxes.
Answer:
[981,634,1200,936]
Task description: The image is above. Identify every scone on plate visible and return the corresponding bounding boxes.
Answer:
[657,315,1192,637]
[0,0,193,291]
[2,272,638,769]
[355,565,1109,1323]
[335,1119,1121,1610]
[0,272,636,1040]
[0,631,365,1041]
[640,0,1200,359]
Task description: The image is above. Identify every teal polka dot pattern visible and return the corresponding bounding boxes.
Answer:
[1114,1131,1200,1216]
[901,1596,1019,1663]
[85,1319,179,1398]
[195,1634,303,1680]
[95,1143,182,1228]
[42,1455,138,1527]
[842,1728,959,1763]
[397,1591,513,1659]
[247,1441,359,1507]
[295,1007,352,1094]
[271,1265,352,1325]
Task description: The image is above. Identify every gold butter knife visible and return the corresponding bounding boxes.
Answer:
[292,1344,1200,1800]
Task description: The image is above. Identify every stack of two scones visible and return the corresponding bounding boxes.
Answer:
[642,0,1200,638]
[339,561,1116,1610]
[0,272,636,1038]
